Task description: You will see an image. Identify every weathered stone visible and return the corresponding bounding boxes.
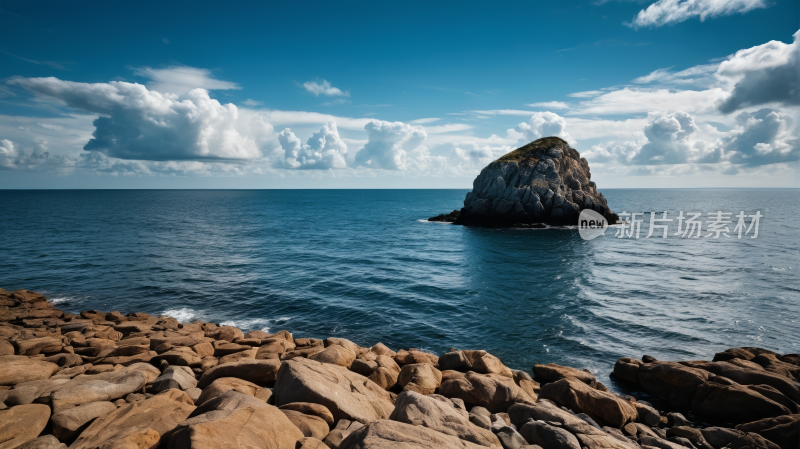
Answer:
[701,427,781,449]
[439,351,513,377]
[533,363,597,385]
[51,400,117,441]
[70,389,195,449]
[189,390,267,417]
[218,347,257,364]
[439,371,535,413]
[4,378,71,406]
[197,358,281,388]
[508,402,605,436]
[50,369,147,412]
[205,326,244,342]
[324,419,364,449]
[0,355,59,386]
[162,403,303,449]
[394,349,438,366]
[367,356,401,390]
[282,409,330,440]
[537,376,639,428]
[195,377,272,406]
[339,420,486,449]
[42,354,82,368]
[390,390,501,447]
[274,357,394,424]
[0,404,51,449]
[370,343,395,358]
[690,378,791,423]
[309,345,357,368]
[634,361,712,408]
[280,402,335,426]
[397,363,442,395]
[15,435,67,449]
[736,414,800,449]
[518,421,581,449]
[296,437,328,449]
[150,365,197,393]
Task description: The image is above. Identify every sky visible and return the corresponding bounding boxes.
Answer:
[0,0,798,189]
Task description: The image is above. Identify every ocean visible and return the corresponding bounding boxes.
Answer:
[1,189,798,392]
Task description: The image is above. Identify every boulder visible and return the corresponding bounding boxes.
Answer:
[635,361,712,408]
[13,337,63,356]
[439,351,513,377]
[281,409,330,440]
[296,437,329,449]
[162,404,303,449]
[150,365,198,393]
[197,359,281,388]
[538,377,638,427]
[189,390,268,418]
[309,345,356,368]
[0,404,51,449]
[700,427,781,449]
[70,389,196,449]
[4,378,71,406]
[397,363,442,395]
[736,414,800,449]
[495,426,530,449]
[370,343,395,358]
[218,348,257,364]
[439,371,535,413]
[533,363,596,384]
[324,420,365,449]
[339,420,487,449]
[367,356,401,390]
[15,435,67,449]
[518,420,581,449]
[96,428,160,449]
[273,358,395,424]
[0,355,59,386]
[205,326,244,342]
[435,137,618,226]
[390,390,501,447]
[279,402,335,426]
[394,349,438,366]
[690,378,792,422]
[50,369,148,412]
[51,400,117,441]
[683,360,800,403]
[195,377,272,406]
[508,402,605,436]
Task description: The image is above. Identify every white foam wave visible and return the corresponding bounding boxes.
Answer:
[220,316,292,333]
[162,308,202,323]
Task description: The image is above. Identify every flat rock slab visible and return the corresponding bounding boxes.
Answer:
[162,404,304,449]
[70,389,196,449]
[197,359,281,389]
[274,358,395,424]
[339,420,487,449]
[51,400,117,441]
[50,369,147,412]
[0,404,51,449]
[0,355,59,386]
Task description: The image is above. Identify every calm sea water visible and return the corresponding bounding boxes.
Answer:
[1,189,798,391]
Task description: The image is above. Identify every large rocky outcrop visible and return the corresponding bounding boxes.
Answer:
[429,137,617,226]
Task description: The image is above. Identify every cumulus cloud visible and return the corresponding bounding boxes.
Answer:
[133,66,240,95]
[302,80,349,97]
[279,121,348,169]
[633,111,699,164]
[9,77,272,161]
[722,109,799,166]
[716,31,800,113]
[512,112,576,145]
[629,0,768,28]
[0,138,74,171]
[353,120,428,170]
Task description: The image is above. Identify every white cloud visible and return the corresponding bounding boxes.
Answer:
[512,112,576,146]
[254,110,371,130]
[302,80,349,97]
[722,109,799,166]
[133,65,240,95]
[9,77,271,161]
[570,87,727,115]
[716,31,800,113]
[567,90,605,98]
[409,118,440,124]
[526,101,570,109]
[469,109,536,116]
[633,63,719,86]
[279,121,347,169]
[634,111,699,164]
[423,123,473,134]
[243,99,264,106]
[629,0,768,28]
[354,120,428,170]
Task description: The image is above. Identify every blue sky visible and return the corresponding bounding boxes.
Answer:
[1,0,798,188]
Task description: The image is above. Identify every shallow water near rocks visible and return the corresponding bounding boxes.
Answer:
[1,189,798,392]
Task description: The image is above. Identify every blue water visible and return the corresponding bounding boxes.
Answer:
[1,189,798,389]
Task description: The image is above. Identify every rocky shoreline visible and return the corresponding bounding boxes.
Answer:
[1,288,798,449]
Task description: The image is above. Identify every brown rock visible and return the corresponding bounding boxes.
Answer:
[296,437,328,449]
[0,340,15,356]
[309,345,357,368]
[197,359,281,388]
[274,357,394,424]
[324,420,364,449]
[162,404,304,449]
[42,354,82,368]
[15,435,67,449]
[690,378,792,422]
[159,347,203,367]
[397,363,442,395]
[51,400,117,441]
[394,349,438,366]
[370,343,395,358]
[13,337,63,356]
[281,346,325,361]
[0,355,59,386]
[736,414,800,449]
[390,390,501,447]
[752,354,800,381]
[195,377,272,406]
[682,360,800,403]
[0,404,51,449]
[438,371,535,413]
[257,338,295,357]
[701,426,780,449]
[191,342,214,358]
[507,402,605,436]
[539,377,637,428]
[70,389,195,449]
[218,348,257,365]
[50,368,149,412]
[97,428,160,449]
[367,356,401,390]
[533,363,596,384]
[439,350,513,378]
[189,390,268,418]
[279,402,335,426]
[205,326,244,342]
[282,409,330,440]
[338,420,486,449]
[635,360,712,408]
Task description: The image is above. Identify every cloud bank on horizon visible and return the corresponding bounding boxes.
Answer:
[0,0,797,187]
